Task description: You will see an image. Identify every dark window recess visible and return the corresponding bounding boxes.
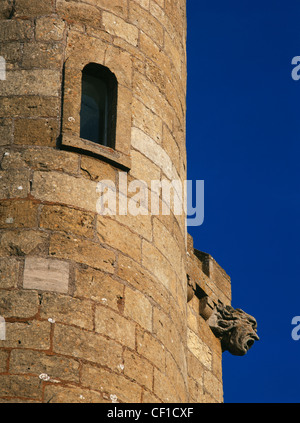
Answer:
[80,63,118,148]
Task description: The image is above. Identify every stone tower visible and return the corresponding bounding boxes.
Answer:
[0,0,258,403]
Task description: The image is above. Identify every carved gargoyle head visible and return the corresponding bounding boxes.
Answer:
[207,303,259,356]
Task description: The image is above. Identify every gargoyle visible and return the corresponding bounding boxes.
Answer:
[207,302,259,356]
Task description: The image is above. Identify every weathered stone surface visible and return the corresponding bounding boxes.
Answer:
[212,349,223,382]
[130,2,164,46]
[14,0,54,17]
[0,169,30,199]
[0,0,14,18]
[164,31,182,75]
[139,31,172,80]
[40,292,93,330]
[80,156,116,182]
[114,85,133,156]
[136,328,165,371]
[53,324,123,370]
[83,0,128,17]
[0,97,60,118]
[133,71,175,133]
[102,11,138,46]
[0,70,60,96]
[187,328,212,370]
[152,0,164,9]
[153,307,185,371]
[114,211,153,242]
[0,257,20,289]
[40,205,95,239]
[35,17,66,41]
[124,286,152,332]
[104,45,132,88]
[95,306,136,349]
[153,367,179,402]
[132,97,163,144]
[145,59,166,91]
[203,370,223,403]
[165,352,188,403]
[123,349,153,390]
[44,384,106,403]
[22,42,63,69]
[14,118,59,146]
[9,350,80,383]
[23,257,69,293]
[117,254,170,312]
[0,350,8,373]
[0,119,12,146]
[0,230,48,257]
[150,1,174,36]
[153,217,182,276]
[0,200,38,228]
[130,150,161,188]
[65,31,107,68]
[163,124,181,176]
[188,376,203,403]
[135,0,150,8]
[0,375,42,400]
[168,289,187,339]
[187,350,204,384]
[97,215,142,262]
[0,20,33,41]
[1,148,79,175]
[49,233,115,273]
[141,239,176,292]
[31,171,99,213]
[131,127,174,180]
[194,310,221,353]
[165,0,186,38]
[0,290,39,318]
[81,364,142,403]
[187,306,198,334]
[0,41,21,64]
[74,267,124,310]
[165,76,185,126]
[142,389,160,403]
[57,0,101,27]
[1,320,51,349]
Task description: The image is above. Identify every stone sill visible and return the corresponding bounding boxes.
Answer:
[61,133,131,171]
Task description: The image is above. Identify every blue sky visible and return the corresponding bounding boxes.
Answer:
[186,0,300,403]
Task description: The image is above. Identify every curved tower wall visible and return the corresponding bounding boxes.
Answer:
[0,0,189,403]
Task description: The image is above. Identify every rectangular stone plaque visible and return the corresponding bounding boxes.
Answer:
[23,257,69,293]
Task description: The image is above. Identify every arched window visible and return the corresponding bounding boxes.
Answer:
[80,63,117,148]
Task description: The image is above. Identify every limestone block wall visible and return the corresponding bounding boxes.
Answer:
[0,0,193,403]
